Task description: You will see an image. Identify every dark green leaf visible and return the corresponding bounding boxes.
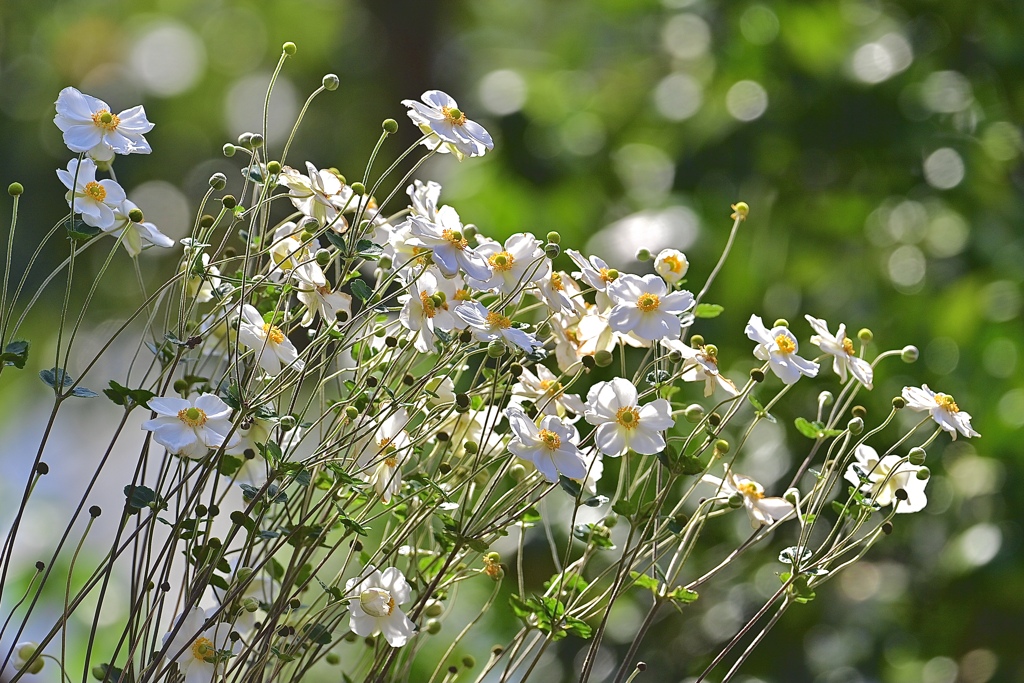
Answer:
[350,278,372,301]
[1,340,29,369]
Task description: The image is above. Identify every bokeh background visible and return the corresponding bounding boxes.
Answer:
[0,0,1021,682]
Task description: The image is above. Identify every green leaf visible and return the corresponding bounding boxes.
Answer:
[325,232,346,251]
[694,303,724,318]
[39,367,98,397]
[124,484,157,512]
[1,339,29,369]
[301,623,333,646]
[356,240,384,260]
[779,546,812,565]
[612,498,638,517]
[103,380,154,408]
[572,523,615,549]
[794,417,822,439]
[558,475,582,498]
[564,616,593,639]
[64,217,102,242]
[350,278,372,301]
[667,587,699,604]
[519,506,542,527]
[629,571,661,592]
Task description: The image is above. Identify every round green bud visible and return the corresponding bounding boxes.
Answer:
[728,493,744,508]
[279,414,297,430]
[455,393,471,410]
[222,195,237,209]
[8,182,24,196]
[92,664,110,680]
[635,248,651,261]
[237,132,253,146]
[689,334,705,347]
[316,249,331,266]
[266,160,282,175]
[602,513,619,528]
[882,521,893,535]
[684,404,705,423]
[509,362,523,377]
[487,340,506,358]
[426,619,442,635]
[916,466,930,480]
[326,653,341,665]
[714,439,730,454]
[594,350,613,367]
[462,655,477,669]
[373,326,387,338]
[382,118,399,134]
[818,391,834,406]
[236,567,254,582]
[425,601,444,617]
[463,440,479,455]
[509,464,527,481]
[750,368,765,382]
[543,231,560,244]
[485,551,501,564]
[773,318,789,328]
[25,657,44,674]
[852,405,867,418]
[605,268,619,281]
[901,345,919,363]
[668,349,683,363]
[379,255,393,270]
[173,379,189,394]
[282,41,297,55]
[848,416,864,434]
[250,134,266,149]
[209,173,227,190]
[707,412,722,427]
[544,243,560,259]
[892,396,906,410]
[784,488,800,505]
[128,208,145,223]
[345,405,359,420]
[322,74,340,91]
[222,143,236,157]
[463,224,478,239]
[350,182,366,196]
[857,328,873,343]
[703,343,718,357]
[908,447,926,466]
[242,597,260,613]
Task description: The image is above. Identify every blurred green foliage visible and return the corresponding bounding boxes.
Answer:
[1,0,1022,681]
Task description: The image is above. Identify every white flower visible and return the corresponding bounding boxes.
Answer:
[355,410,411,503]
[408,179,442,221]
[237,304,305,376]
[345,566,416,647]
[278,162,351,228]
[183,252,221,303]
[805,315,873,388]
[607,274,695,341]
[54,86,153,157]
[57,158,126,229]
[402,90,493,159]
[296,276,352,327]
[405,207,492,281]
[227,415,304,487]
[398,270,457,353]
[534,269,585,315]
[162,605,233,683]
[654,249,688,284]
[902,385,979,439]
[581,449,604,495]
[702,468,795,528]
[584,378,674,457]
[745,315,819,385]
[566,249,617,292]
[467,233,546,297]
[455,301,543,355]
[108,199,174,257]
[844,445,927,513]
[662,340,739,397]
[510,364,586,418]
[505,406,587,482]
[142,394,240,459]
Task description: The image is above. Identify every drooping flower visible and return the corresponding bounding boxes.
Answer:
[654,249,689,284]
[456,301,543,355]
[534,269,585,315]
[398,270,457,352]
[510,364,586,418]
[566,249,618,293]
[142,394,240,459]
[162,605,234,682]
[505,406,587,483]
[57,158,126,230]
[354,410,411,503]
[607,274,695,342]
[902,385,979,439]
[296,274,352,328]
[584,378,674,457]
[405,206,491,281]
[278,162,351,229]
[407,179,442,221]
[662,340,739,397]
[345,566,416,647]
[108,199,175,257]
[702,468,795,528]
[54,86,154,157]
[745,315,819,385]
[237,304,305,376]
[805,315,873,388]
[844,445,928,513]
[402,90,493,159]
[467,233,546,297]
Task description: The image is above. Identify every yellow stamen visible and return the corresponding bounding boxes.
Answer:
[441,105,467,126]
[91,109,120,132]
[177,407,208,428]
[454,288,473,301]
[539,379,563,397]
[737,481,764,499]
[934,394,959,413]
[262,323,286,345]
[550,272,565,291]
[441,228,468,250]
[663,254,685,274]
[190,636,214,661]
[489,251,515,272]
[420,291,436,318]
[485,311,512,329]
[84,181,106,202]
[615,406,640,430]
[775,334,796,355]
[538,429,561,450]
[841,338,855,356]
[636,293,660,312]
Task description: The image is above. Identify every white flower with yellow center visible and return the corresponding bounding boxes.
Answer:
[902,384,979,439]
[456,302,543,354]
[293,260,352,327]
[745,315,819,385]
[56,158,126,230]
[805,315,873,388]
[354,410,412,503]
[534,268,585,315]
[584,378,674,457]
[654,248,689,284]
[278,162,352,228]
[142,394,240,460]
[405,206,492,281]
[662,339,739,397]
[566,249,618,292]
[402,90,494,159]
[468,233,546,298]
[703,468,796,528]
[398,270,457,353]
[345,566,416,647]
[608,274,695,341]
[237,304,305,376]
[506,406,587,482]
[408,178,442,221]
[844,445,928,513]
[54,86,153,157]
[162,605,234,683]
[510,364,586,418]
[108,199,174,257]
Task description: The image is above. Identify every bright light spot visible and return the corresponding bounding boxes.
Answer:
[740,5,779,45]
[839,562,881,601]
[850,33,912,84]
[953,523,1002,568]
[925,209,969,257]
[662,14,711,60]
[947,455,1003,498]
[654,73,703,121]
[478,70,527,116]
[982,337,1017,379]
[588,207,700,262]
[960,649,999,683]
[922,71,973,113]
[130,21,207,96]
[998,388,1024,428]
[888,199,928,243]
[224,73,299,145]
[129,181,191,240]
[922,657,958,683]
[983,280,1021,322]
[560,112,605,156]
[923,148,965,190]
[726,80,768,121]
[924,336,959,375]
[612,144,675,203]
[981,121,1022,161]
[887,244,926,290]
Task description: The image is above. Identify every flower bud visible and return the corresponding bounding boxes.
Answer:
[857,328,873,343]
[544,243,560,259]
[707,412,722,427]
[714,439,730,454]
[266,160,282,175]
[847,416,864,434]
[668,349,683,363]
[222,195,237,209]
[818,391,833,407]
[509,464,527,480]
[426,619,442,634]
[916,466,930,480]
[581,355,597,370]
[326,653,341,665]
[209,173,227,190]
[223,144,236,157]
[463,440,479,454]
[282,41,297,55]
[236,566,254,582]
[731,201,749,220]
[892,396,906,410]
[882,521,893,535]
[773,318,789,328]
[249,133,264,149]
[455,393,471,410]
[594,350,613,367]
[545,231,561,244]
[243,597,260,613]
[690,334,705,347]
[901,345,919,363]
[784,488,800,505]
[93,664,110,680]
[350,182,366,196]
[463,225,478,239]
[173,379,189,394]
[345,406,359,420]
[486,340,506,358]
[728,493,744,508]
[315,249,331,267]
[603,513,619,528]
[425,600,444,617]
[8,182,24,196]
[279,415,297,430]
[852,405,867,418]
[382,118,398,134]
[895,488,908,501]
[128,208,145,223]
[750,368,765,382]
[684,404,704,423]
[462,655,477,669]
[323,74,340,91]
[908,447,926,466]
[635,248,651,261]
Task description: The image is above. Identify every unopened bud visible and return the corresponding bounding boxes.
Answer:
[323,74,340,91]
[668,349,683,363]
[546,231,561,244]
[818,391,834,407]
[426,619,442,634]
[382,118,398,134]
[714,439,730,454]
[345,405,359,420]
[316,249,331,266]
[128,208,145,223]
[848,416,864,434]
[463,441,478,454]
[326,653,341,665]
[857,328,873,343]
[249,134,264,149]
[462,655,477,669]
[892,396,906,410]
[594,350,613,367]
[901,345,919,363]
[486,340,506,358]
[243,597,260,613]
[425,600,444,617]
[750,368,765,382]
[728,493,744,508]
[908,447,926,466]
[773,318,789,328]
[635,248,651,261]
[282,41,297,55]
[915,466,930,480]
[350,182,366,196]
[509,464,527,481]
[544,243,560,259]
[209,173,227,190]
[223,144,236,157]
[731,201,749,220]
[684,404,704,423]
[8,182,24,196]
[173,379,189,393]
[222,195,237,209]
[266,160,282,175]
[603,513,619,528]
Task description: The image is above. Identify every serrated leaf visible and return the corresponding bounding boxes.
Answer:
[558,475,582,498]
[1,340,29,369]
[125,484,157,512]
[694,303,724,318]
[794,417,822,439]
[778,546,813,566]
[349,278,372,301]
[325,232,346,251]
[301,623,333,646]
[629,571,661,592]
[356,239,383,260]
[667,587,699,604]
[39,367,97,397]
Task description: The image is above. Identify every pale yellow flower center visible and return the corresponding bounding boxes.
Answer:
[636,293,660,313]
[599,268,614,283]
[539,379,563,397]
[842,338,855,356]
[91,109,120,132]
[262,323,285,345]
[190,636,214,662]
[663,254,685,274]
[775,335,796,355]
[84,181,106,202]
[489,251,515,272]
[420,291,436,318]
[379,438,398,467]
[550,272,564,291]
[486,311,512,329]
[359,587,395,617]
[934,394,959,413]
[454,288,473,301]
[737,481,764,499]
[441,105,467,126]
[441,228,468,250]
[538,429,561,450]
[615,406,640,430]
[177,407,208,428]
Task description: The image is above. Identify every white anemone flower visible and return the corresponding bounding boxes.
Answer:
[54,86,153,157]
[455,302,543,355]
[607,274,695,341]
[294,262,352,327]
[566,249,617,292]
[662,340,739,397]
[278,162,351,228]
[510,364,586,418]
[805,315,873,388]
[109,199,174,257]
[405,207,492,281]
[57,158,126,230]
[654,249,689,284]
[162,605,234,683]
[844,445,928,513]
[142,394,240,459]
[702,468,795,528]
[402,90,493,159]
[355,410,411,503]
[902,385,979,439]
[467,233,546,297]
[534,269,585,315]
[584,378,674,457]
[408,179,442,221]
[183,252,221,304]
[745,315,819,385]
[345,566,416,647]
[237,304,305,376]
[398,270,457,352]
[506,406,587,482]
